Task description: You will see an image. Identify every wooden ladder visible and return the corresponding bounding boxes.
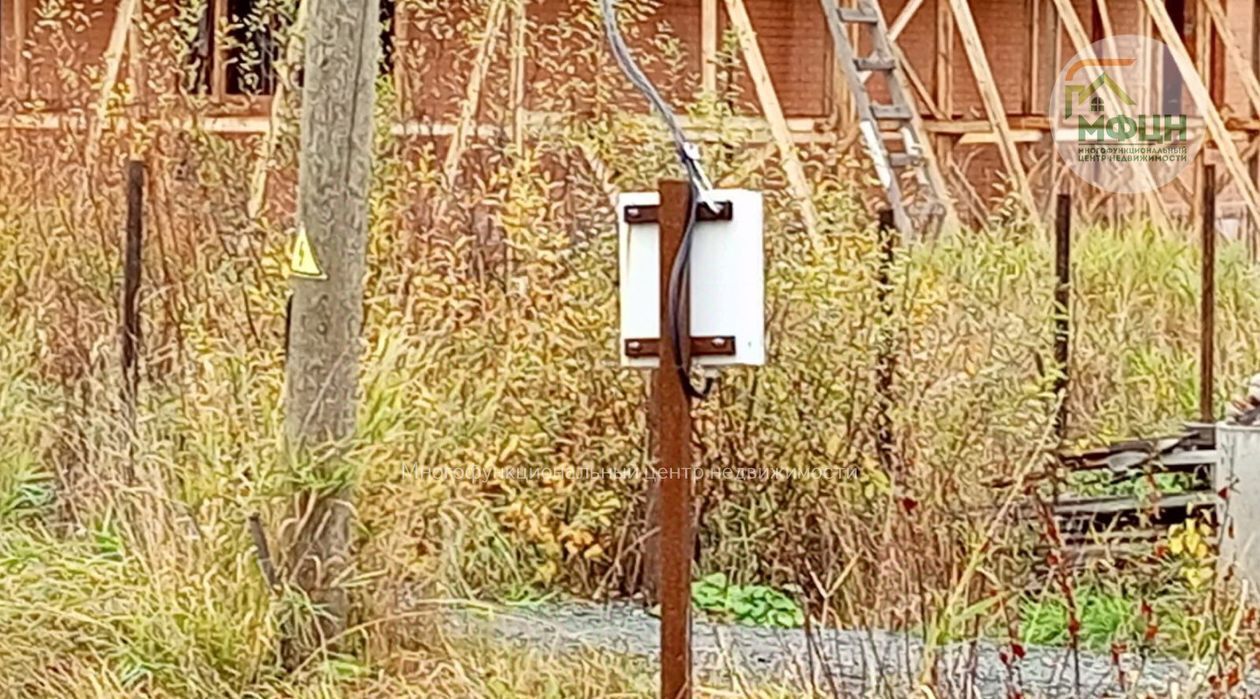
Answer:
[821,0,956,238]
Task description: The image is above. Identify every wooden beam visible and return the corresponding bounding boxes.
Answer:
[577,143,620,211]
[1202,0,1260,116]
[85,0,140,166]
[887,0,925,42]
[12,0,27,94]
[248,0,310,219]
[874,0,959,234]
[1141,0,1260,227]
[212,0,228,99]
[1192,0,1210,228]
[899,54,943,119]
[957,129,1044,145]
[1243,135,1260,160]
[0,110,845,143]
[935,0,953,116]
[1049,0,1170,226]
[1200,164,1216,422]
[444,0,507,186]
[945,0,1036,213]
[1093,0,1118,45]
[43,107,1260,146]
[1027,0,1040,114]
[702,0,718,93]
[923,119,992,134]
[126,0,143,134]
[723,0,820,237]
[509,0,528,151]
[1211,2,1227,104]
[934,0,955,210]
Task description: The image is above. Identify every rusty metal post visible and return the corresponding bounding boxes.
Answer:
[875,208,897,473]
[1201,165,1217,422]
[121,160,144,420]
[1054,193,1071,443]
[656,179,693,699]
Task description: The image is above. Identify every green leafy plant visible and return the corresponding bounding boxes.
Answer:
[691,573,805,629]
[1019,588,1137,649]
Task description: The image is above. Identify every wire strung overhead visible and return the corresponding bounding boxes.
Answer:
[600,0,716,401]
[598,0,713,194]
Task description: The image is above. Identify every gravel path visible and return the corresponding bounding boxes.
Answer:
[454,600,1228,697]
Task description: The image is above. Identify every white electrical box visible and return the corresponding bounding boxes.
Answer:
[617,189,765,369]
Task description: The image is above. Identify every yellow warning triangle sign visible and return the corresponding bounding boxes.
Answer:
[289,226,326,280]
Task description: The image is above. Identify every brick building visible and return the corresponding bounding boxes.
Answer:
[0,0,1257,226]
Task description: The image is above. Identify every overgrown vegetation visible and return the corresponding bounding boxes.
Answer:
[691,573,805,629]
[4,0,1260,696]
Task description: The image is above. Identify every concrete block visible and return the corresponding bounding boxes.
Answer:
[1214,423,1260,585]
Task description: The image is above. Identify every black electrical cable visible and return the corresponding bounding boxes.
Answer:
[601,0,717,401]
[598,0,711,192]
[667,182,715,400]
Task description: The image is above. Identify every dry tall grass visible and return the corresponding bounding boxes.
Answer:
[4,0,1260,696]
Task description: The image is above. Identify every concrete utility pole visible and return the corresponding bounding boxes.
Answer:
[281,0,378,667]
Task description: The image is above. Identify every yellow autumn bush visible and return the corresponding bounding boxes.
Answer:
[5,0,1260,693]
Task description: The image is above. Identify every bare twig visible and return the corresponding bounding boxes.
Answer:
[248,512,282,592]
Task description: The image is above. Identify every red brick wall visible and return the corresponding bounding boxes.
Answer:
[0,0,15,94]
[2,0,1258,123]
[22,0,117,107]
[393,0,702,121]
[394,0,475,123]
[722,0,832,117]
[890,0,938,101]
[948,0,1034,116]
[1222,0,1256,118]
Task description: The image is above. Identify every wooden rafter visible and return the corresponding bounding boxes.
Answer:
[723,0,820,237]
[1141,0,1260,226]
[1093,0,1118,46]
[891,41,943,118]
[1049,0,1170,226]
[944,0,1036,214]
[85,0,140,166]
[887,0,924,42]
